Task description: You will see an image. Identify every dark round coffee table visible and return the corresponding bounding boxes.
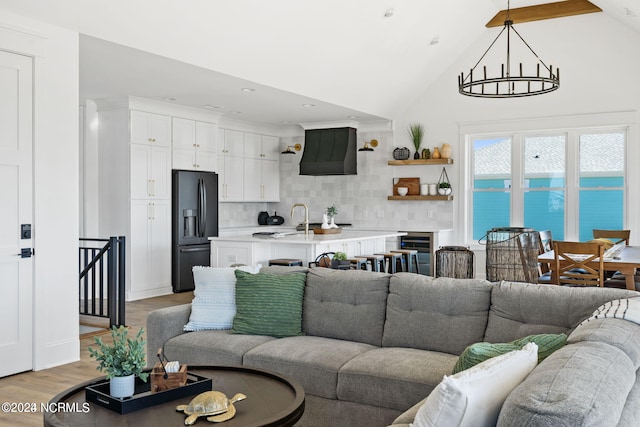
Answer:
[44,365,305,427]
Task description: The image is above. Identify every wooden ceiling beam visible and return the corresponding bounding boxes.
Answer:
[486,0,602,28]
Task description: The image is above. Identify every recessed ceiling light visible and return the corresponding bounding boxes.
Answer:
[230,111,242,114]
[240,87,255,92]
[280,120,292,124]
[162,97,176,102]
[348,115,360,119]
[302,103,315,108]
[203,104,224,109]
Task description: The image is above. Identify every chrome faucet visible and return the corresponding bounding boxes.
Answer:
[291,203,309,236]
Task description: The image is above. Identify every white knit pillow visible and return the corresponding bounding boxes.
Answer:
[412,342,538,427]
[184,265,260,331]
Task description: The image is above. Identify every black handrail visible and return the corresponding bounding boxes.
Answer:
[79,236,126,327]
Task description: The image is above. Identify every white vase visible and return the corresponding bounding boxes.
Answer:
[420,184,428,196]
[329,217,339,229]
[321,214,330,229]
[110,374,135,398]
[428,183,437,196]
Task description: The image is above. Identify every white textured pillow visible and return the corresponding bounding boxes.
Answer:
[412,342,538,427]
[184,265,260,331]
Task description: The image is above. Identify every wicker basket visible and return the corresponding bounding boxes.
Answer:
[393,147,410,160]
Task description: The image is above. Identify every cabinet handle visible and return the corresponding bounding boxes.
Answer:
[151,202,155,220]
[151,179,155,197]
[193,143,197,147]
[196,144,200,148]
[147,203,152,220]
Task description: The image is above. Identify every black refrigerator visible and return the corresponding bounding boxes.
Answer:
[172,170,219,292]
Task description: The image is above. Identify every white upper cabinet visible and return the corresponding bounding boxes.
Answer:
[242,133,280,202]
[218,128,245,202]
[172,118,218,171]
[261,135,281,161]
[221,129,244,157]
[130,111,171,147]
[130,144,171,199]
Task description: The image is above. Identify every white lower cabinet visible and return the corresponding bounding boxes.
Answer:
[130,199,171,300]
[210,241,271,267]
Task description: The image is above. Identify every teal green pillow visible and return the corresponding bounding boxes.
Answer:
[452,333,567,374]
[231,270,306,338]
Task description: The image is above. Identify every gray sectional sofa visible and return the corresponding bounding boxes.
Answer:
[146,266,640,426]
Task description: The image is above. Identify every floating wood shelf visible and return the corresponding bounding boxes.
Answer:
[387,159,453,166]
[387,195,453,201]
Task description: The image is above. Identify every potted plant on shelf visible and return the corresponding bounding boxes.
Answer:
[437,167,452,195]
[88,326,149,398]
[438,182,452,196]
[407,123,425,159]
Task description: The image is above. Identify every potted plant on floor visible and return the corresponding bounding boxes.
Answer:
[88,326,149,398]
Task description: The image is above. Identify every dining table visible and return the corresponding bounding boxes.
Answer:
[538,245,640,290]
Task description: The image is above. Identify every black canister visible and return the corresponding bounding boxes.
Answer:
[258,211,269,225]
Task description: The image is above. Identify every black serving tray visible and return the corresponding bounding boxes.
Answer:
[85,371,212,414]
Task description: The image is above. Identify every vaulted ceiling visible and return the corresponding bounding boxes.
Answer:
[1,0,638,126]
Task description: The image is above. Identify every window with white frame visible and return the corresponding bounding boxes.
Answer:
[469,128,626,242]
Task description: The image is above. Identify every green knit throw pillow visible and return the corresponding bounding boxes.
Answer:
[231,270,306,338]
[452,333,567,374]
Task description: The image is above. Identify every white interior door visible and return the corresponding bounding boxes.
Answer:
[0,50,34,377]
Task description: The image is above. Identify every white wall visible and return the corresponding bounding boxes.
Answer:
[0,10,80,369]
[395,13,640,276]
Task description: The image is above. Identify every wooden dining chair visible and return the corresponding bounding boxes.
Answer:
[592,229,630,245]
[592,229,634,280]
[534,230,553,284]
[553,241,604,287]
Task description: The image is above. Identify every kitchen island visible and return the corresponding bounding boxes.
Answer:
[209,230,407,268]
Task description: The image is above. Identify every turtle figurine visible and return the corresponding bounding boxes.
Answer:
[176,390,247,424]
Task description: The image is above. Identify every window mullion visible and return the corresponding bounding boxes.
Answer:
[511,133,524,227]
[565,130,579,240]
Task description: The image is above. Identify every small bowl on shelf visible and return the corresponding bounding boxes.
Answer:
[397,187,409,196]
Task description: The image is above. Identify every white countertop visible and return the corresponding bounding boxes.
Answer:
[210,230,407,245]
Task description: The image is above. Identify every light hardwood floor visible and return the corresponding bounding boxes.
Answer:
[0,291,193,427]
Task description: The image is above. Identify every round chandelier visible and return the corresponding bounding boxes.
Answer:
[458,1,559,98]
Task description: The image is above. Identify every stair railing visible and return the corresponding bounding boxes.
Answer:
[79,236,126,327]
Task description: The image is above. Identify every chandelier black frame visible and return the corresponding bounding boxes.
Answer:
[458,4,559,98]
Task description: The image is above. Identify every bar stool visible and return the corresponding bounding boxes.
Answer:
[391,249,420,274]
[360,255,385,272]
[268,258,304,267]
[348,258,368,270]
[375,252,404,274]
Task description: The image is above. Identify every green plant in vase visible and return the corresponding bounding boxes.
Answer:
[326,204,339,228]
[438,182,452,196]
[407,123,425,159]
[88,326,148,398]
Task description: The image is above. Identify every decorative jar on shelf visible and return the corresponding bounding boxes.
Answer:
[440,143,451,159]
[431,147,441,159]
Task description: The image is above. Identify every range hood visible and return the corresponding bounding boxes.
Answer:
[299,127,357,175]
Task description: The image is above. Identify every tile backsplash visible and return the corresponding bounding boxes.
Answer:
[219,130,455,231]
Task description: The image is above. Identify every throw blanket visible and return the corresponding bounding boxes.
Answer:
[579,297,640,327]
